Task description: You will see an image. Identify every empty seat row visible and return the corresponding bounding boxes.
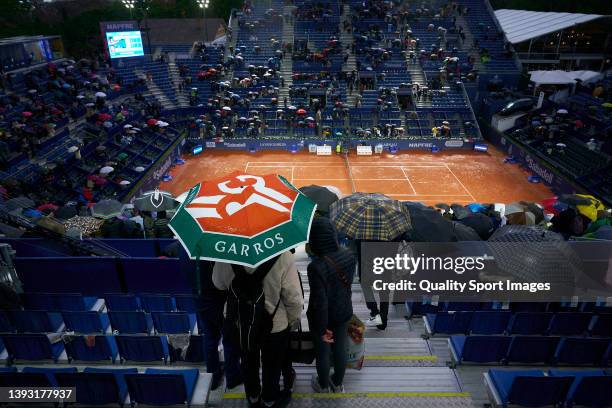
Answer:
[424,311,611,337]
[485,368,612,408]
[0,365,202,406]
[0,310,198,335]
[1,333,205,364]
[407,300,612,315]
[450,336,612,366]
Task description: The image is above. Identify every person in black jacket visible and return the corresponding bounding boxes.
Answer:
[306,217,356,393]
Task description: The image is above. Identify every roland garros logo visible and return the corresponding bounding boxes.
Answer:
[184,174,298,256]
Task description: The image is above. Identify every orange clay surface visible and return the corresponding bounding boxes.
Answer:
[160,146,553,205]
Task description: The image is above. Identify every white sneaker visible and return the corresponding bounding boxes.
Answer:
[311,375,329,393]
[330,378,345,393]
[366,314,382,326]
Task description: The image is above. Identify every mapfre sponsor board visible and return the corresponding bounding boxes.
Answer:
[316,145,332,155]
[357,145,373,155]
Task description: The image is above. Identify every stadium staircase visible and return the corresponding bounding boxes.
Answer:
[455,15,483,72]
[279,4,296,105]
[168,60,191,108]
[135,68,178,110]
[212,248,475,408]
[341,4,358,107]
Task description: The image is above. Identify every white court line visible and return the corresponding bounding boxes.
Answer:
[246,161,449,165]
[400,167,417,195]
[290,167,294,184]
[248,164,446,168]
[444,163,477,202]
[244,162,250,172]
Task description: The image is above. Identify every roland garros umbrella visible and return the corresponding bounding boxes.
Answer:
[169,172,317,267]
[134,189,179,212]
[329,193,411,241]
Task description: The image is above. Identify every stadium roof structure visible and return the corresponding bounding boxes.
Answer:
[494,9,604,44]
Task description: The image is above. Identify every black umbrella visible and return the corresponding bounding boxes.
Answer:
[299,185,339,215]
[450,203,471,220]
[404,202,456,242]
[558,194,592,207]
[519,201,545,224]
[5,196,35,211]
[55,205,78,220]
[459,212,495,240]
[488,225,580,285]
[134,190,179,212]
[451,221,482,241]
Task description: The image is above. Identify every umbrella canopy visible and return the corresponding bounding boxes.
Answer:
[403,202,456,242]
[94,91,107,98]
[91,199,123,219]
[99,166,114,175]
[458,212,495,240]
[329,193,411,241]
[134,189,180,212]
[299,185,339,215]
[559,194,606,222]
[5,196,35,211]
[147,118,158,126]
[97,113,112,121]
[296,108,307,115]
[169,172,317,267]
[488,225,580,285]
[450,203,471,220]
[451,221,482,241]
[22,111,33,117]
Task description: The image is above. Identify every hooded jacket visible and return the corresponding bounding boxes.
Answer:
[306,217,356,335]
[212,251,303,333]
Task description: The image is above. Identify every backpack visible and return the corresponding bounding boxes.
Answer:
[225,256,281,352]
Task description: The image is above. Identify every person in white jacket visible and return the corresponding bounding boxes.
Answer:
[213,251,303,407]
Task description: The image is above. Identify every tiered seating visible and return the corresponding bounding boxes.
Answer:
[485,369,612,408]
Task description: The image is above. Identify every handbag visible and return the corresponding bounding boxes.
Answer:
[288,269,315,364]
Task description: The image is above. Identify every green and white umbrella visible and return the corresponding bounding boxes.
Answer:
[169,171,317,268]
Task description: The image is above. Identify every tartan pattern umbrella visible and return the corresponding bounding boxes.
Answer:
[329,193,411,241]
[169,172,317,267]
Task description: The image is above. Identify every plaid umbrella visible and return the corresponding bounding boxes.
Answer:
[91,199,123,219]
[329,193,411,241]
[488,225,580,285]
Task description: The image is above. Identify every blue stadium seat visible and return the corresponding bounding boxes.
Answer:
[508,312,553,335]
[506,336,561,364]
[0,367,16,373]
[0,311,14,332]
[105,293,140,311]
[115,335,169,363]
[82,367,139,404]
[63,335,118,363]
[140,294,175,312]
[556,338,611,366]
[549,369,612,407]
[591,314,612,337]
[548,312,593,336]
[61,311,110,334]
[152,312,196,334]
[126,368,199,405]
[450,335,511,364]
[469,311,511,335]
[22,293,98,311]
[0,372,51,387]
[424,311,473,336]
[1,334,64,362]
[56,369,136,406]
[108,311,153,334]
[405,301,440,316]
[10,310,63,333]
[175,294,204,312]
[21,367,78,387]
[487,369,573,408]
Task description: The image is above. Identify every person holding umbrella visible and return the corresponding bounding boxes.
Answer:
[307,217,355,393]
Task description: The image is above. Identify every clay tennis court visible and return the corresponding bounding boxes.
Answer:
[161,147,553,205]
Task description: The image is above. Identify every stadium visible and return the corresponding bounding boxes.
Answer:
[0,0,610,407]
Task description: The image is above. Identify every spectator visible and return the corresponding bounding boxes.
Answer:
[306,217,355,393]
[212,252,303,407]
